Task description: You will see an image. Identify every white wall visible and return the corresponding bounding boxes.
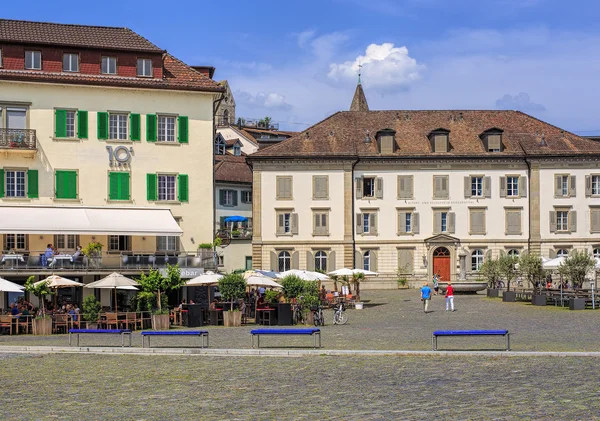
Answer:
[217,127,258,155]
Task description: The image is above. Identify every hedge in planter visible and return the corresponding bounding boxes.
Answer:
[137,265,185,329]
[24,276,54,335]
[218,273,246,327]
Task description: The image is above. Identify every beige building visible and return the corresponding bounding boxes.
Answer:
[0,19,222,308]
[248,83,600,288]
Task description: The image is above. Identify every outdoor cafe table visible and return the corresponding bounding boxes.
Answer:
[256,307,276,325]
[49,254,73,268]
[1,254,25,268]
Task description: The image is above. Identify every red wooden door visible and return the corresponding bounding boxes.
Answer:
[432,247,451,282]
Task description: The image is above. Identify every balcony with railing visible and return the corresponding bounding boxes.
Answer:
[0,250,216,273]
[0,128,37,155]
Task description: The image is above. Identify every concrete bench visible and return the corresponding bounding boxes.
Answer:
[250,328,321,349]
[69,329,132,347]
[140,330,209,348]
[432,330,510,351]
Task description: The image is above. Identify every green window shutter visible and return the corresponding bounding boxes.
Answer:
[109,172,130,200]
[146,114,157,142]
[178,116,189,143]
[27,169,38,198]
[147,173,157,201]
[55,109,67,138]
[0,169,4,198]
[56,170,77,199]
[77,110,88,139]
[130,114,141,141]
[97,112,108,140]
[178,174,189,202]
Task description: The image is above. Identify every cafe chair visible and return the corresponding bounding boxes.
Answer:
[53,314,69,334]
[104,312,120,329]
[0,315,13,335]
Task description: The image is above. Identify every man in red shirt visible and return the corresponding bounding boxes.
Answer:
[445,281,455,311]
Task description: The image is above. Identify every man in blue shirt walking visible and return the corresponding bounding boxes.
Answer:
[421,281,432,313]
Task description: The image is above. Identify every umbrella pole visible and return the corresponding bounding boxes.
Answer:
[114,287,118,313]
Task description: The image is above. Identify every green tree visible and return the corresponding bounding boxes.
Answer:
[218,273,247,311]
[479,258,501,289]
[558,250,595,289]
[137,264,185,313]
[82,295,102,323]
[24,276,53,316]
[350,272,365,300]
[497,254,519,292]
[518,253,546,292]
[280,275,305,300]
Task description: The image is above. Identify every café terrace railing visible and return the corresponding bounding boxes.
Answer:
[0,250,217,272]
[0,128,37,150]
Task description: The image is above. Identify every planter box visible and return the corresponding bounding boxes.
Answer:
[569,298,586,311]
[502,291,517,302]
[277,303,292,326]
[487,289,500,298]
[32,318,52,335]
[223,310,242,327]
[532,294,547,306]
[151,314,170,330]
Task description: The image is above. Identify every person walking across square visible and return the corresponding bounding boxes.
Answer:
[445,281,455,311]
[421,281,432,313]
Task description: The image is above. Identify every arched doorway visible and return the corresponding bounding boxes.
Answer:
[432,247,451,282]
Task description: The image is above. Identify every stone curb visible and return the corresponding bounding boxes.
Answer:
[2,346,600,358]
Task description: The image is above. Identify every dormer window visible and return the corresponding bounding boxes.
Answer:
[102,56,117,75]
[481,128,504,152]
[63,53,79,72]
[375,128,396,154]
[25,51,41,70]
[233,145,241,156]
[428,129,450,152]
[215,137,226,155]
[137,58,153,77]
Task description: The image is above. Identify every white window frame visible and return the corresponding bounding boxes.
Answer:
[157,236,177,252]
[55,234,76,250]
[556,210,569,231]
[278,251,291,272]
[592,175,600,196]
[556,248,569,257]
[561,176,568,197]
[66,110,76,138]
[405,212,413,233]
[101,56,117,75]
[507,176,519,197]
[157,174,177,201]
[5,169,26,198]
[471,249,484,271]
[108,235,131,252]
[233,145,241,156]
[4,234,26,251]
[223,190,234,206]
[242,191,252,204]
[137,58,153,77]
[471,176,483,197]
[315,251,327,272]
[25,51,41,70]
[507,249,520,257]
[363,250,371,271]
[62,53,79,72]
[593,248,600,259]
[363,177,375,198]
[363,213,371,233]
[109,113,129,140]
[158,115,176,142]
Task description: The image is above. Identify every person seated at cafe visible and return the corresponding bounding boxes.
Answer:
[189,299,195,304]
[209,299,218,311]
[319,285,327,301]
[68,306,78,321]
[258,286,266,296]
[42,244,54,267]
[256,294,266,308]
[10,303,19,316]
[19,306,29,322]
[72,246,83,263]
[178,299,187,310]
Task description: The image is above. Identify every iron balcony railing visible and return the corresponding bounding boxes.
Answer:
[0,250,216,272]
[0,128,37,150]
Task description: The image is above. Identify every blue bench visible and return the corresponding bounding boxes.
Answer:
[432,330,510,351]
[141,330,209,348]
[69,329,132,347]
[250,328,321,349]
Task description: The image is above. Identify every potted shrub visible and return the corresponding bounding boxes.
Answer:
[24,276,53,335]
[82,241,103,269]
[280,275,305,325]
[558,251,595,310]
[218,273,246,327]
[397,278,408,289]
[231,229,241,238]
[518,253,547,305]
[301,281,320,325]
[137,265,185,330]
[479,258,501,298]
[82,295,101,328]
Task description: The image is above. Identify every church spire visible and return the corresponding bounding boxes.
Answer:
[350,82,369,112]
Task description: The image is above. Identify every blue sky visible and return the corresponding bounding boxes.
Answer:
[4,0,600,133]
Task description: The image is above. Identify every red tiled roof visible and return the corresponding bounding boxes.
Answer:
[0,19,163,52]
[225,138,241,147]
[215,155,252,183]
[0,53,223,93]
[249,110,600,159]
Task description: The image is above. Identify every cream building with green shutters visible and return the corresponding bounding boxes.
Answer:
[0,19,223,308]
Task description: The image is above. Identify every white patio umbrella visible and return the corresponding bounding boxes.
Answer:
[245,275,282,289]
[278,269,329,281]
[328,268,378,277]
[255,269,280,279]
[35,275,84,288]
[0,277,25,293]
[352,269,379,276]
[84,272,139,313]
[542,257,566,269]
[186,271,223,286]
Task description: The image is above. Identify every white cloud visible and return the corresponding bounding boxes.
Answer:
[327,43,425,90]
[496,92,546,112]
[236,91,293,111]
[295,30,316,48]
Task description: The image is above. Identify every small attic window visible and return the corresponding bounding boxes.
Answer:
[428,129,450,153]
[481,129,504,152]
[375,129,396,154]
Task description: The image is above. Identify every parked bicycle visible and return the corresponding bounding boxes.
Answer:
[332,302,348,325]
[312,305,325,326]
[293,303,304,325]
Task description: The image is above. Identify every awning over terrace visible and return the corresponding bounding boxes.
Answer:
[0,206,183,236]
